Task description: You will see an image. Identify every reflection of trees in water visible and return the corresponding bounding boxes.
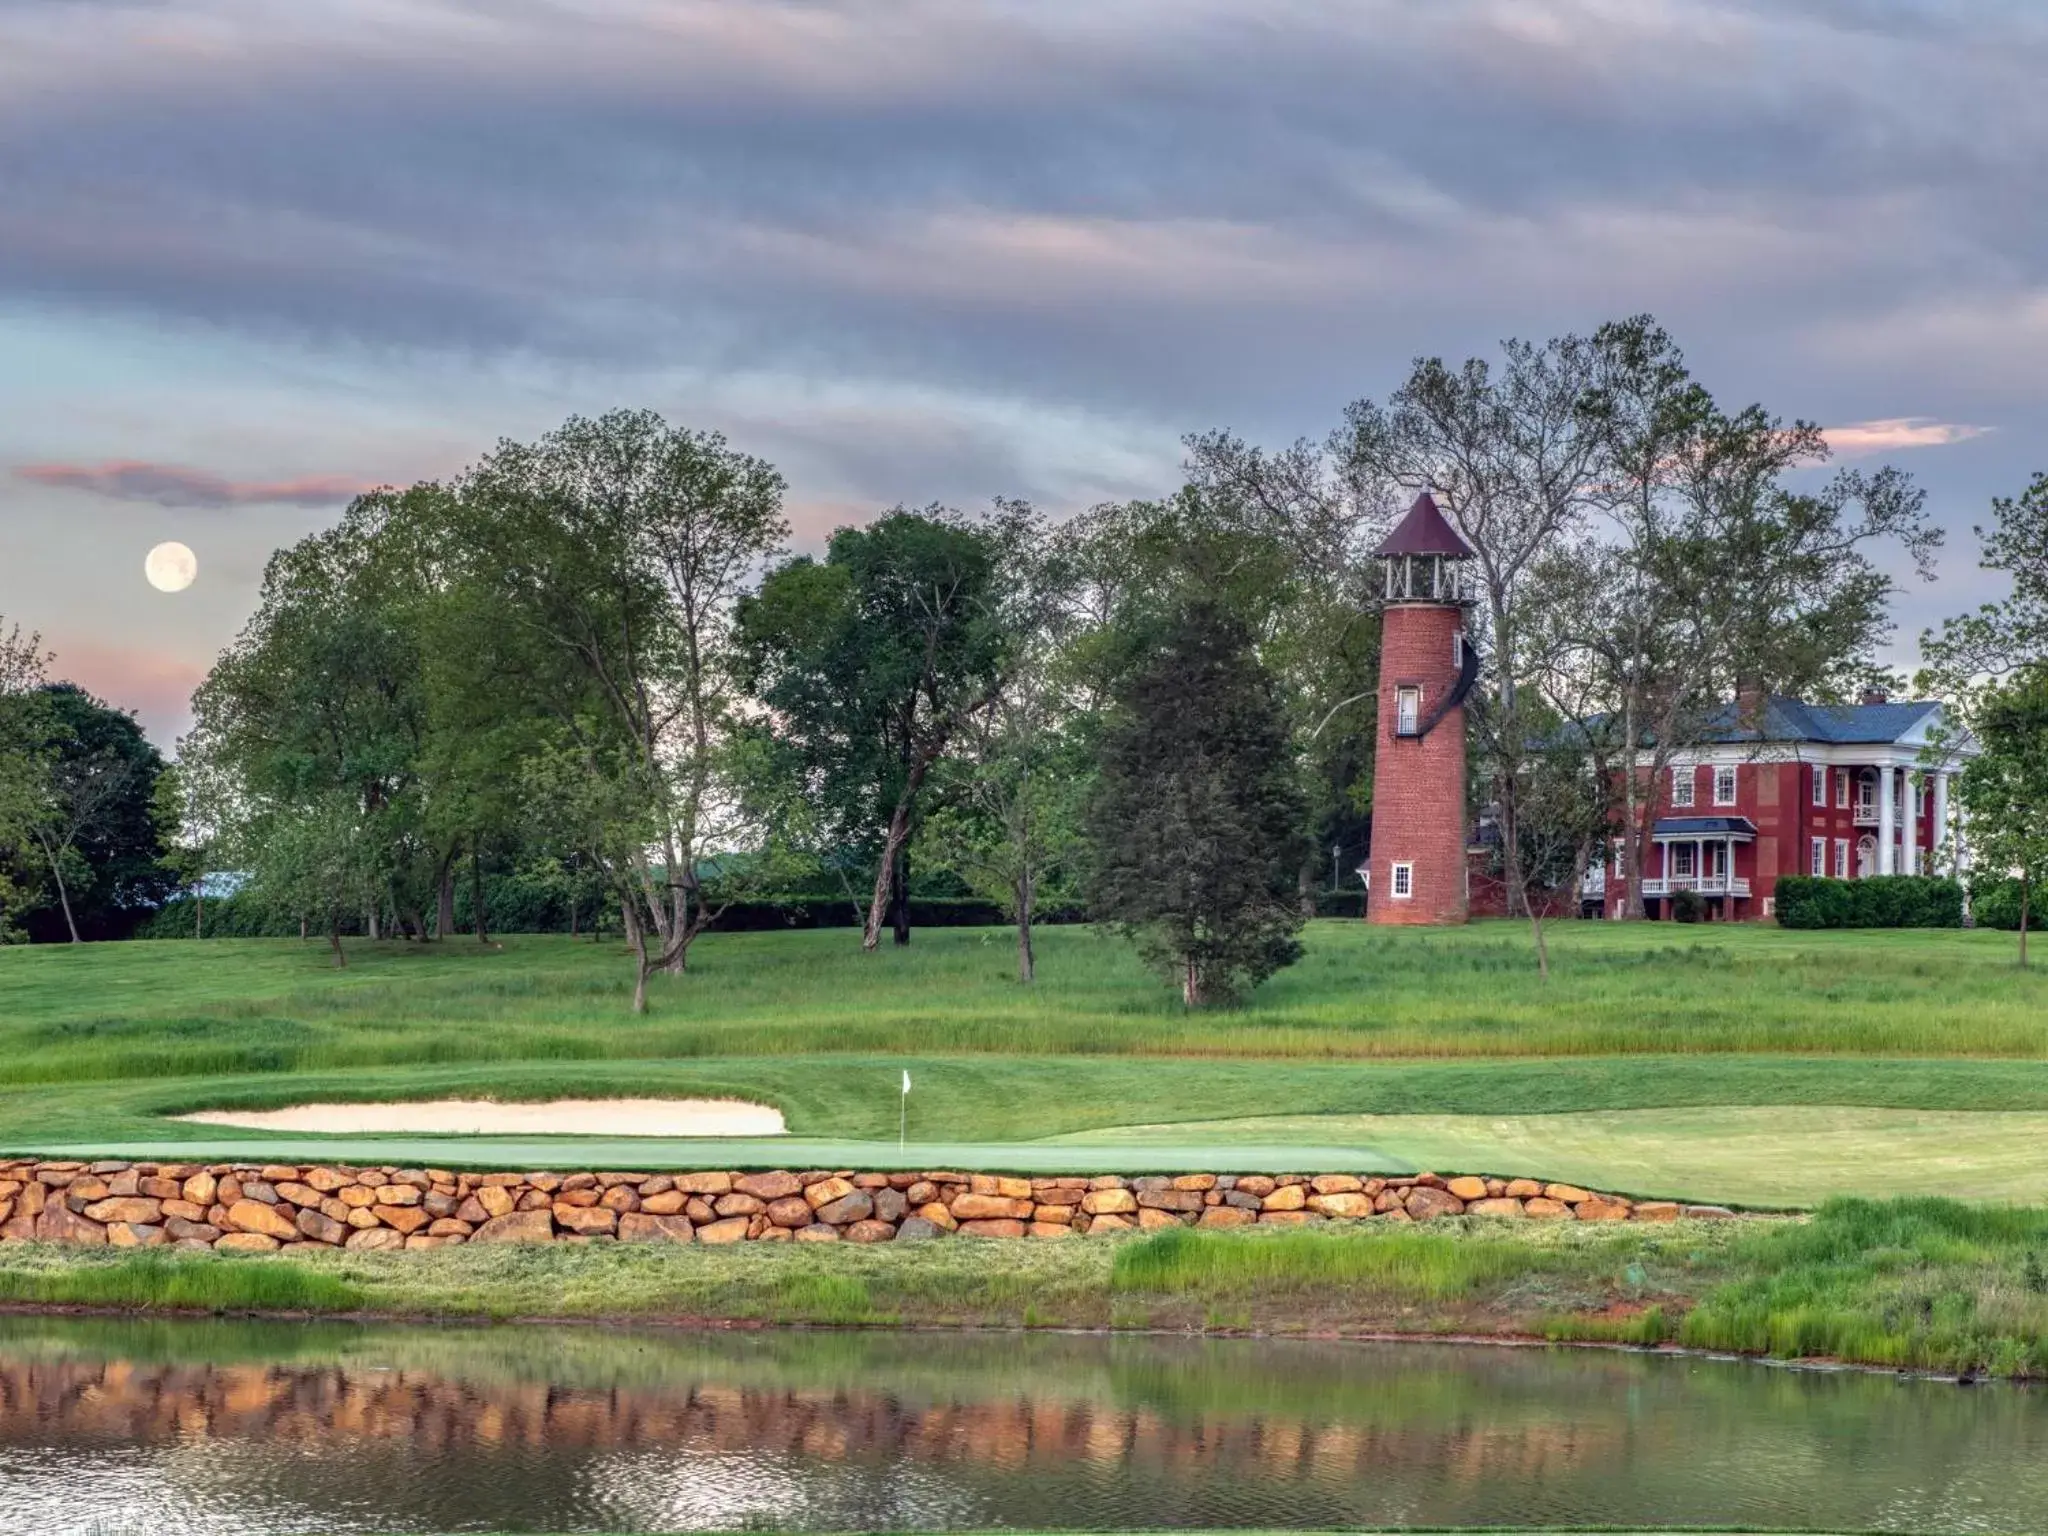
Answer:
[0,1354,1633,1480]
[2,1336,2048,1532]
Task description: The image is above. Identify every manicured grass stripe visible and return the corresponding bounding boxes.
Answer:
[4,1135,1415,1176]
[0,1252,365,1312]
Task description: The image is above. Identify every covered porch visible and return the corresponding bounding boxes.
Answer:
[1640,815,1755,917]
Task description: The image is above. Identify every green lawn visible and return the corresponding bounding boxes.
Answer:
[2,922,2045,1205]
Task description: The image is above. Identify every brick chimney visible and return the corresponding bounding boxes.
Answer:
[1735,678,1767,727]
[1861,687,1889,706]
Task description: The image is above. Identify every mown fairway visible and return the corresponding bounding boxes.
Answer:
[2,920,2045,1204]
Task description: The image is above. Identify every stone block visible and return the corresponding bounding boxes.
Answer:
[1081,1188,1137,1215]
[1307,1192,1375,1219]
[553,1204,616,1235]
[618,1213,695,1243]
[814,1191,873,1225]
[345,1228,406,1252]
[1197,1206,1255,1229]
[896,1216,945,1241]
[914,1202,958,1232]
[471,1210,555,1244]
[296,1209,347,1245]
[638,1191,688,1216]
[803,1177,857,1209]
[714,1192,765,1217]
[733,1171,799,1200]
[1633,1201,1682,1222]
[1310,1174,1363,1195]
[107,1222,167,1248]
[375,1204,433,1235]
[1260,1185,1307,1211]
[1405,1188,1467,1220]
[694,1217,751,1245]
[957,1218,1027,1238]
[845,1219,896,1243]
[1446,1176,1489,1202]
[226,1200,300,1241]
[1466,1197,1525,1218]
[953,1192,1031,1220]
[83,1197,163,1225]
[1523,1198,1570,1218]
[215,1233,279,1253]
[794,1223,840,1242]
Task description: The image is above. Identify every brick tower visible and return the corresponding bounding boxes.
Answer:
[1367,492,1478,926]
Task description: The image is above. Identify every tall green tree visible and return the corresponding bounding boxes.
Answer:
[451,411,789,1005]
[12,686,171,943]
[739,505,1024,951]
[0,619,53,942]
[1533,320,1939,916]
[1088,598,1309,1006]
[1956,666,2048,967]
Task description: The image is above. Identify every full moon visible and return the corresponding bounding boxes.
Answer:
[145,541,198,593]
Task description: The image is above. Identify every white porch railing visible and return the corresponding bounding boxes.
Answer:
[1641,875,1752,898]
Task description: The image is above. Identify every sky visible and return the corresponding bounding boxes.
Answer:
[1,0,2043,747]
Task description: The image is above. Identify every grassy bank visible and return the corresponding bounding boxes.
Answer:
[4,924,2045,1085]
[5,1198,2047,1378]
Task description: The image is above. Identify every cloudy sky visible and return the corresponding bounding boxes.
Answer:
[2,0,2043,744]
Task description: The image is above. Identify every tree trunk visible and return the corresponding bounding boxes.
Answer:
[569,895,579,940]
[2021,880,2031,969]
[300,915,309,942]
[328,914,346,969]
[1181,956,1203,1007]
[39,839,81,944]
[1015,872,1036,984]
[1530,903,1550,980]
[195,886,203,940]
[1298,857,1318,920]
[436,852,457,941]
[472,844,489,944]
[891,846,911,946]
[864,760,935,951]
[366,906,379,941]
[623,898,649,1013]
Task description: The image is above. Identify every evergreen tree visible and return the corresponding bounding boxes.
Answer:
[1088,598,1309,1006]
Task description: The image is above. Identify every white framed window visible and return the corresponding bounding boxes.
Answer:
[1672,843,1696,878]
[1395,686,1421,737]
[1390,862,1414,899]
[1812,767,1827,807]
[1452,632,1464,668]
[1714,765,1738,806]
[1670,766,1696,808]
[1613,838,1627,878]
[1810,837,1825,876]
[1836,772,1850,810]
[1834,839,1849,879]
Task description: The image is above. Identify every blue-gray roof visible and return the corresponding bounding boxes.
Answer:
[1654,816,1757,838]
[1704,695,1940,745]
[1583,694,1941,748]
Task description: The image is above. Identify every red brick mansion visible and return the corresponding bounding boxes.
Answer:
[1581,693,1966,922]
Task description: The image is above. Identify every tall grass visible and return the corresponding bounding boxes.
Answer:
[1676,1198,2048,1376]
[0,1253,366,1313]
[1111,1224,1585,1303]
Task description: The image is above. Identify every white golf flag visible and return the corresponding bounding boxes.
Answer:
[902,1070,912,1094]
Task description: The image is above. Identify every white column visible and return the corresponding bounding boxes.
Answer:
[1903,770,1919,876]
[1878,764,1896,876]
[1932,771,1951,875]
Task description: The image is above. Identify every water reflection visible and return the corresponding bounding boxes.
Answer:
[0,1318,2043,1532]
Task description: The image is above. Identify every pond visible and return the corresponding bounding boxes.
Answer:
[0,1317,2043,1532]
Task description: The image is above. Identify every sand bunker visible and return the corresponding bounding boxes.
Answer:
[174,1098,786,1137]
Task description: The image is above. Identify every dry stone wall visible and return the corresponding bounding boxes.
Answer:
[0,1159,1738,1252]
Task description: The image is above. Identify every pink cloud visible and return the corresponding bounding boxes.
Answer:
[1819,418,1991,456]
[16,459,377,509]
[48,640,205,746]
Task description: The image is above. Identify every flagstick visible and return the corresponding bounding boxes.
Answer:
[899,1070,909,1152]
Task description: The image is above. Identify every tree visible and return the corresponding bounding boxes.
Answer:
[1088,598,1309,1006]
[740,505,1024,951]
[1922,471,2048,684]
[451,411,789,1003]
[0,619,53,941]
[1957,666,2048,966]
[1539,320,1939,916]
[188,507,433,952]
[22,687,168,941]
[1498,727,1613,978]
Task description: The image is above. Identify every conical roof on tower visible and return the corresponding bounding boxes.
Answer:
[1373,492,1475,559]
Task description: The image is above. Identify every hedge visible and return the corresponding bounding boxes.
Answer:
[133,888,1090,939]
[1773,874,1964,929]
[1967,878,2037,932]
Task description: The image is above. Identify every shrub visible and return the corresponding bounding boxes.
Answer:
[1671,890,1704,923]
[1969,878,2033,931]
[1773,875,1962,929]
